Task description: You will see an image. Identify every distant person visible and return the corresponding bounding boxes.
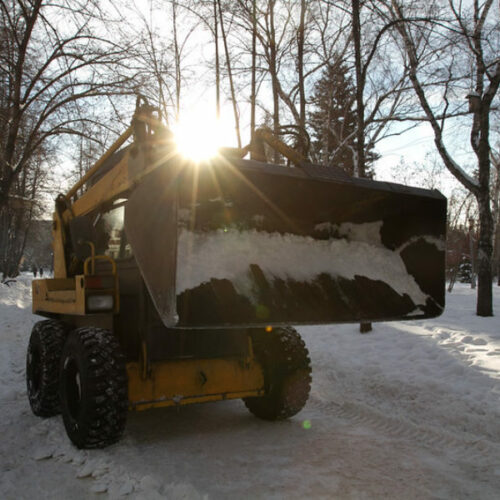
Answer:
[32,265,37,277]
[39,267,44,277]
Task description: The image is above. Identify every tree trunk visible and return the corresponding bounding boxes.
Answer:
[352,0,371,332]
[469,224,477,289]
[213,0,220,120]
[352,0,366,178]
[496,205,500,286]
[172,0,181,121]
[475,99,494,314]
[322,80,333,166]
[476,192,493,315]
[490,156,500,285]
[473,64,496,315]
[250,0,257,143]
[217,0,242,147]
[269,0,280,164]
[297,0,306,156]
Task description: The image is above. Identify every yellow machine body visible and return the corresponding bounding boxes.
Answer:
[127,356,264,411]
[32,101,446,414]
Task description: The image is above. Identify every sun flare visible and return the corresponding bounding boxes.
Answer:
[172,109,231,162]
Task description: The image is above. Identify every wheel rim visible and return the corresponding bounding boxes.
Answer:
[62,356,82,421]
[27,344,41,395]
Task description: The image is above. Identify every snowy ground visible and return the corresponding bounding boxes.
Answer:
[1,275,499,499]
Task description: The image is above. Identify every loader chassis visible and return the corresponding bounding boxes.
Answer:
[28,101,446,448]
[32,255,267,413]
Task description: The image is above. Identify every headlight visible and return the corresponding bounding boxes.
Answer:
[87,295,114,311]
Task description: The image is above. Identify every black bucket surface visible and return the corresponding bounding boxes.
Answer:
[125,157,446,328]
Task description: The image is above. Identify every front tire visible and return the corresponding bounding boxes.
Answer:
[59,327,128,449]
[26,320,67,417]
[244,326,312,420]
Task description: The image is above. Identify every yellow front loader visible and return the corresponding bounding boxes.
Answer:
[27,98,446,448]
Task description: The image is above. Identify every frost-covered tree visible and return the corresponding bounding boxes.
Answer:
[308,61,376,176]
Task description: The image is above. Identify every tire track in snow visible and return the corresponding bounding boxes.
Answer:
[301,316,500,471]
[307,392,498,465]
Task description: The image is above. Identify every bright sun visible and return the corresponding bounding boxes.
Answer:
[172,109,231,162]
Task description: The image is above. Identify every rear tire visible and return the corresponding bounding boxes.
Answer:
[244,326,312,420]
[59,327,128,449]
[26,320,67,417]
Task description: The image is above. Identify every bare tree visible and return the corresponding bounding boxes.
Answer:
[232,1,349,158]
[0,0,135,211]
[0,149,46,279]
[379,0,499,315]
[0,0,139,277]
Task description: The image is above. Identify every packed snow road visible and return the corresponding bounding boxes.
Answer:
[1,276,499,499]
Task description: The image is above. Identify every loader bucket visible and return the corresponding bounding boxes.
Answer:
[124,157,446,328]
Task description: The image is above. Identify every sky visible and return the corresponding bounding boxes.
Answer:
[39,0,497,217]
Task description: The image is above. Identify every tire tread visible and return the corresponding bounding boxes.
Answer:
[27,320,67,417]
[60,327,128,449]
[244,326,312,420]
